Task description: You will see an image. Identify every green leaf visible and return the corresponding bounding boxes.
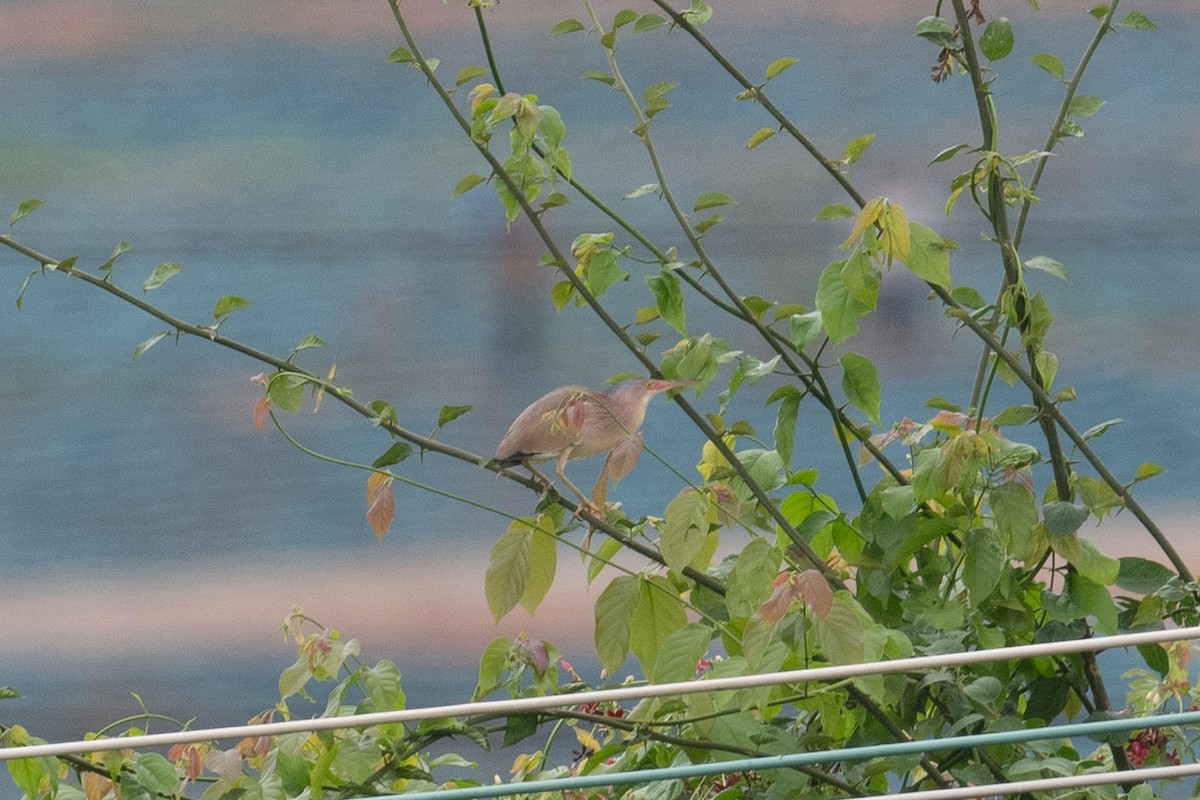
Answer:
[1134,462,1165,482]
[843,134,875,165]
[652,622,712,683]
[816,591,867,664]
[1116,557,1175,594]
[372,442,412,469]
[1058,119,1085,138]
[1043,502,1089,538]
[682,0,712,27]
[979,18,1014,61]
[1034,350,1058,390]
[765,56,799,80]
[661,490,710,578]
[990,481,1038,549]
[1089,5,1111,20]
[1030,52,1065,78]
[904,223,953,287]
[1066,571,1117,633]
[951,285,987,309]
[727,537,781,617]
[1067,95,1106,117]
[693,214,723,235]
[551,18,586,34]
[474,636,510,699]
[816,259,872,344]
[647,271,687,336]
[772,387,802,467]
[841,247,881,307]
[520,517,557,615]
[629,575,687,678]
[267,373,306,413]
[1119,11,1156,30]
[789,310,823,350]
[385,47,413,64]
[614,9,639,29]
[98,241,132,275]
[485,519,534,623]
[594,575,639,674]
[455,65,488,87]
[738,448,785,492]
[551,280,575,312]
[634,13,666,32]
[839,352,881,426]
[294,333,325,351]
[1081,418,1122,440]
[929,143,971,164]
[133,753,180,795]
[362,660,405,712]
[693,192,735,212]
[991,404,1037,426]
[584,250,629,296]
[914,16,957,48]
[538,105,566,147]
[582,70,615,86]
[132,331,169,361]
[453,173,486,196]
[747,127,776,149]
[142,262,183,291]
[961,527,1005,604]
[642,81,677,106]
[1024,255,1069,280]
[213,295,252,319]
[437,404,473,428]
[814,203,855,221]
[624,183,660,200]
[9,198,46,227]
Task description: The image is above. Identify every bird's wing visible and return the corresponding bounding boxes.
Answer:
[495,385,592,463]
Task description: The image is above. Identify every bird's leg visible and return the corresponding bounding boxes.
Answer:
[591,457,611,509]
[524,463,558,496]
[556,448,602,518]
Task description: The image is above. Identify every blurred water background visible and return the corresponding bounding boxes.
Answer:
[1,0,1198,774]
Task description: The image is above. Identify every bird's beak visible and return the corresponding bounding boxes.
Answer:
[648,378,694,395]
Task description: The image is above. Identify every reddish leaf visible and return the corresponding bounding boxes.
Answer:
[366,472,395,541]
[795,568,834,620]
[253,395,272,433]
[83,772,115,800]
[760,572,801,624]
[760,569,833,623]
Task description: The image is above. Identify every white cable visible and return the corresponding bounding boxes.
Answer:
[2,625,1197,762]
[845,762,1200,800]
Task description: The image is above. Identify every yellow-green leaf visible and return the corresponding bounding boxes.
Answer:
[840,198,882,250]
[747,127,776,150]
[132,331,169,361]
[455,65,488,87]
[840,352,881,426]
[629,575,687,678]
[765,56,798,80]
[520,516,558,615]
[485,519,534,623]
[10,198,46,227]
[143,262,183,292]
[904,222,952,287]
[594,575,639,674]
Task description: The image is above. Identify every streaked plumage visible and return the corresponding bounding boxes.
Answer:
[496,378,687,508]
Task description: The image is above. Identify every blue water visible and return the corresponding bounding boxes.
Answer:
[1,4,1198,775]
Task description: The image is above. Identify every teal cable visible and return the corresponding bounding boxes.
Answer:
[376,710,1200,800]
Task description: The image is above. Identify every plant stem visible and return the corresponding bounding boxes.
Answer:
[384,0,844,588]
[0,233,729,595]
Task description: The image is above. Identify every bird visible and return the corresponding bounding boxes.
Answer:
[494,378,690,510]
